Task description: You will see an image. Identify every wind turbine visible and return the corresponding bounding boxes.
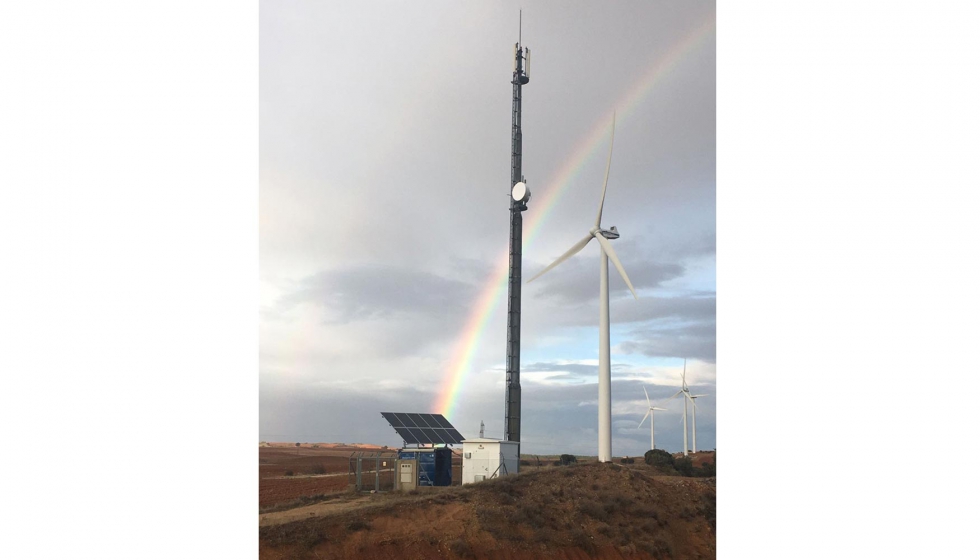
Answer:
[687,393,708,453]
[668,358,693,456]
[638,386,667,451]
[527,114,638,463]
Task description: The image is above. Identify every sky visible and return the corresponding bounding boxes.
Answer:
[260,0,716,457]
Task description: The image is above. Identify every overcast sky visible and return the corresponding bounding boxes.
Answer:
[260,0,716,457]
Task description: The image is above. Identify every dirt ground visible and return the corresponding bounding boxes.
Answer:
[259,462,716,560]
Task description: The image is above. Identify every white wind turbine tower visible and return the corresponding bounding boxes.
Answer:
[638,386,667,451]
[687,392,708,453]
[668,358,694,456]
[527,114,638,463]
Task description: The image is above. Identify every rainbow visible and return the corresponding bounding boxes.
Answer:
[433,17,715,420]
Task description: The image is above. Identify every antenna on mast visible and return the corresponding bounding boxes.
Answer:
[519,9,522,46]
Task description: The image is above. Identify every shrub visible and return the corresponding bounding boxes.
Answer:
[644,449,675,469]
[559,454,577,466]
[636,503,661,521]
[449,538,475,558]
[569,529,596,555]
[597,523,613,537]
[309,463,326,475]
[284,469,294,477]
[345,518,371,532]
[639,519,660,534]
[516,502,549,529]
[579,500,609,522]
[519,460,532,466]
[698,491,717,529]
[295,442,301,447]
[639,537,673,558]
[674,457,695,477]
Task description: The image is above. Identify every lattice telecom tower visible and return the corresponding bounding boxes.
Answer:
[504,16,531,451]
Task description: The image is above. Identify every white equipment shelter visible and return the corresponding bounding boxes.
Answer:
[461,438,519,484]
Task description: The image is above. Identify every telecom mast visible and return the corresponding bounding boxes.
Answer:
[505,16,531,455]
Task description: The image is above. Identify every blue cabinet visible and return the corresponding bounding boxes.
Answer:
[398,448,452,486]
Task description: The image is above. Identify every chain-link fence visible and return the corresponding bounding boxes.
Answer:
[348,451,400,492]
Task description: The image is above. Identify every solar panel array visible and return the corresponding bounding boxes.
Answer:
[380,412,464,445]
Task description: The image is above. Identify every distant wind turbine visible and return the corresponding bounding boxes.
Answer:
[638,386,667,450]
[527,114,638,463]
[688,393,708,453]
[668,358,695,456]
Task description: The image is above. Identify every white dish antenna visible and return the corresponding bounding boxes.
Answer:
[512,181,530,203]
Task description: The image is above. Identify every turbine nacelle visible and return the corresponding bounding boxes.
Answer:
[599,226,619,239]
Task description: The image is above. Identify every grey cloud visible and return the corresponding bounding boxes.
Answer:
[544,373,580,381]
[619,322,717,363]
[522,361,631,375]
[277,265,476,323]
[611,294,716,326]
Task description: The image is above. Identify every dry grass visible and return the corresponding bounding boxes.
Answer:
[260,462,716,559]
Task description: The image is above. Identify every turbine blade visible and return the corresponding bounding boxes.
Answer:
[643,386,650,407]
[594,113,616,228]
[638,409,650,428]
[526,233,594,283]
[668,390,683,400]
[594,233,638,299]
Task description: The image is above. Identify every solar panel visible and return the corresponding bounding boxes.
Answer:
[380,412,464,445]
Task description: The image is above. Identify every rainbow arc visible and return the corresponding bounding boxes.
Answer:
[433,18,715,421]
